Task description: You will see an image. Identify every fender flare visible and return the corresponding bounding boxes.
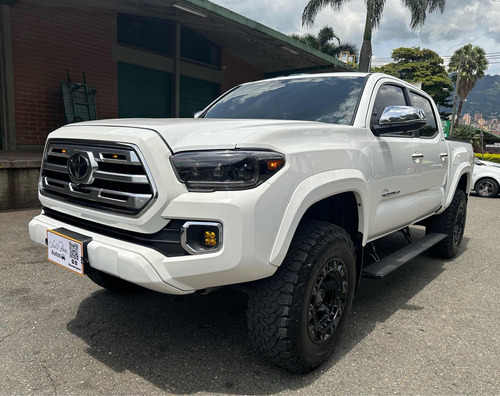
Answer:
[269,169,369,266]
[440,162,473,213]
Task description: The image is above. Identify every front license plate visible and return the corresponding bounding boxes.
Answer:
[47,229,85,276]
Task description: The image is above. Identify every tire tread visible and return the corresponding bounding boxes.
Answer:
[247,220,355,373]
[427,189,467,259]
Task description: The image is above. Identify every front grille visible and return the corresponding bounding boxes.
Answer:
[40,140,156,215]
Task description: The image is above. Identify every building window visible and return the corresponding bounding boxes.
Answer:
[117,14,174,56]
[181,26,221,68]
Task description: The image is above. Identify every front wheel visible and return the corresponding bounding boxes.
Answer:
[427,189,467,259]
[475,178,499,198]
[247,220,356,373]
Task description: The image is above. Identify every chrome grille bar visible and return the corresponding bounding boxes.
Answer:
[41,141,156,214]
[93,170,149,184]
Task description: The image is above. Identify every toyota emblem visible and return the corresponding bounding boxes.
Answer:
[67,151,96,185]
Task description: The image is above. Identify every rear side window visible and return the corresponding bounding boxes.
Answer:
[409,92,438,138]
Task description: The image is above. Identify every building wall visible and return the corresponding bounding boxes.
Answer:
[10,2,118,147]
[221,49,264,93]
[7,2,266,149]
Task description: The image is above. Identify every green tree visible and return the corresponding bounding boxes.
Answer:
[290,26,359,60]
[371,47,452,107]
[449,44,489,127]
[302,0,446,72]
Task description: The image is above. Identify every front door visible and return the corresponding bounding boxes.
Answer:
[367,82,424,240]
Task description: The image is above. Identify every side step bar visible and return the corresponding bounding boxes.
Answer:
[362,233,447,279]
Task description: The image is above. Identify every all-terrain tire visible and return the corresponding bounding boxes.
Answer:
[87,269,143,294]
[247,220,356,373]
[427,189,467,259]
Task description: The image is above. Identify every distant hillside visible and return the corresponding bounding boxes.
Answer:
[456,75,500,120]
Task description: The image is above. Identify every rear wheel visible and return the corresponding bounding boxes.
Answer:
[247,220,356,373]
[475,178,499,198]
[427,189,467,259]
[87,269,143,294]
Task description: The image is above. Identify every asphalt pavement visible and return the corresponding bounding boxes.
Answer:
[0,195,499,395]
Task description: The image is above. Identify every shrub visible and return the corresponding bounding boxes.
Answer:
[475,153,500,163]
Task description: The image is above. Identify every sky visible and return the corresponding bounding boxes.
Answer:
[211,0,500,75]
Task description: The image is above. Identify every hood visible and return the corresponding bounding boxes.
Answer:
[480,160,500,168]
[63,118,349,153]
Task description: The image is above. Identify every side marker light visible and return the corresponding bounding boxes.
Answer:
[267,159,284,171]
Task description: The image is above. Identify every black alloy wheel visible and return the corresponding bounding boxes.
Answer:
[307,259,348,344]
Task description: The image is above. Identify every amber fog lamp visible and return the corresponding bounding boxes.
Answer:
[181,221,222,254]
[204,231,217,247]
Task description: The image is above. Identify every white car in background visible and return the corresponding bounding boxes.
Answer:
[473,158,500,198]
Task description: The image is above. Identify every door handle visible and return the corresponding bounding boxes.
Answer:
[440,152,448,161]
[412,153,424,163]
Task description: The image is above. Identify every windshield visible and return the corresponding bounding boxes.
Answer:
[203,76,366,125]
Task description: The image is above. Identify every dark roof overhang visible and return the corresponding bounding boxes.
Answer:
[21,0,356,74]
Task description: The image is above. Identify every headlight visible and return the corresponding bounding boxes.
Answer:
[171,150,285,191]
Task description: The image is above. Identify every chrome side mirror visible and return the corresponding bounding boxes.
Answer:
[372,106,427,136]
[379,106,426,125]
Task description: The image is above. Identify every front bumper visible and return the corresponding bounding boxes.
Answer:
[29,182,288,294]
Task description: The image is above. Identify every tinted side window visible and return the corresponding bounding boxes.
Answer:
[409,92,438,137]
[371,84,407,125]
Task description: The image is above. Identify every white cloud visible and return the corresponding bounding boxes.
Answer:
[212,0,500,75]
[485,0,500,44]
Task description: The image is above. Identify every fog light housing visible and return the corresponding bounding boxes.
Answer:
[180,221,222,255]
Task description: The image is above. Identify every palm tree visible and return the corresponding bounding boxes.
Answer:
[450,124,481,150]
[302,0,447,72]
[449,44,489,127]
[290,26,359,60]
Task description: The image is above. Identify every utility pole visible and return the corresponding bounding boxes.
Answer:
[481,127,484,159]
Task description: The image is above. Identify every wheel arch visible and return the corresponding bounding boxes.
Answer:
[440,163,472,212]
[457,172,470,194]
[269,170,369,267]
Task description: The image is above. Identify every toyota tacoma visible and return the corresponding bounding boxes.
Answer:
[29,73,474,372]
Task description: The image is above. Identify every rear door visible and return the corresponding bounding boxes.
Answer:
[408,90,448,213]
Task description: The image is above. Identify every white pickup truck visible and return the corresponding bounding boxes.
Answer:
[29,73,473,373]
